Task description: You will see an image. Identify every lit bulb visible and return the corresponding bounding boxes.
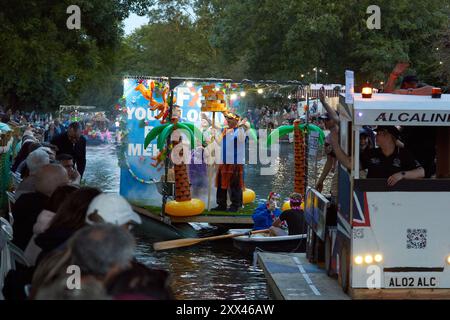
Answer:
[365,255,374,264]
[354,256,363,265]
[240,91,246,97]
[374,254,383,263]
[257,88,264,94]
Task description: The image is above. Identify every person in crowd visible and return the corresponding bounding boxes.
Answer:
[252,192,285,230]
[53,119,64,135]
[384,62,434,95]
[105,261,174,300]
[329,125,425,185]
[360,127,374,153]
[315,87,340,198]
[44,123,57,142]
[69,224,135,286]
[31,224,135,300]
[51,121,87,178]
[15,148,50,199]
[270,192,305,236]
[84,193,142,229]
[315,112,339,196]
[24,185,79,266]
[56,153,81,185]
[12,138,40,174]
[34,276,110,300]
[34,187,102,263]
[12,164,69,250]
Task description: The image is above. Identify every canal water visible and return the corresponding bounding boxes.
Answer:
[84,141,330,300]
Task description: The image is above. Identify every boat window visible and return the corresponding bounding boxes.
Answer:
[398,125,450,179]
[358,125,450,180]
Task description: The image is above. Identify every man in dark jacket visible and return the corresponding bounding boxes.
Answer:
[51,122,87,178]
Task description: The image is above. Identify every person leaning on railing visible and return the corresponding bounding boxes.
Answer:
[384,62,434,95]
[328,125,425,186]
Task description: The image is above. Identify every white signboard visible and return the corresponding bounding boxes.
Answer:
[345,70,354,104]
[355,110,450,126]
[308,131,320,157]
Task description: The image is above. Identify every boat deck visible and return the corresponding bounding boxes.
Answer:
[133,205,255,225]
[257,252,350,300]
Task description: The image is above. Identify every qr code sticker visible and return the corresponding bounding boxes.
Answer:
[407,229,427,249]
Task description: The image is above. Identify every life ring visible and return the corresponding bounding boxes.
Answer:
[282,201,304,211]
[243,188,256,204]
[165,198,205,217]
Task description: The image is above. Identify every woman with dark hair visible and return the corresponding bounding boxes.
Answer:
[34,187,102,264]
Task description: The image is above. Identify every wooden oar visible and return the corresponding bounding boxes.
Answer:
[153,229,270,251]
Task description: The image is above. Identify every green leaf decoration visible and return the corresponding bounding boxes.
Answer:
[144,123,170,149]
[157,124,175,150]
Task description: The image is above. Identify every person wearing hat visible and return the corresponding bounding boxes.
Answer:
[85,193,142,229]
[212,111,249,212]
[384,62,434,95]
[329,125,424,186]
[271,192,305,236]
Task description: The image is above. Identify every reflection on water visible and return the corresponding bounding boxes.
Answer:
[134,233,268,300]
[83,141,329,300]
[84,144,121,192]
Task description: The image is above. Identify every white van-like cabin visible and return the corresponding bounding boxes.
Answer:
[306,92,450,299]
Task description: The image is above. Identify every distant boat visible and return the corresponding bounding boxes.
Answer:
[229,229,307,254]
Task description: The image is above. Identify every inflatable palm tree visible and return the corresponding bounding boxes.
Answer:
[268,120,325,196]
[144,119,205,216]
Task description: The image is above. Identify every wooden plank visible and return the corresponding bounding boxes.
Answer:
[351,288,450,300]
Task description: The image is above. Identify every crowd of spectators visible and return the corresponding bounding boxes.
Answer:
[1,122,174,300]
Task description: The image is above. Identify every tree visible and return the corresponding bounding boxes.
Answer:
[0,0,152,111]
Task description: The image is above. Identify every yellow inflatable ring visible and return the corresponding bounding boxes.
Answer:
[282,201,304,212]
[243,188,256,204]
[165,198,205,216]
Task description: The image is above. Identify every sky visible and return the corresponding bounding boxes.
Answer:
[123,13,149,35]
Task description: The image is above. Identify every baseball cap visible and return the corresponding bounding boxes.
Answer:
[374,126,400,139]
[359,127,373,137]
[86,193,142,226]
